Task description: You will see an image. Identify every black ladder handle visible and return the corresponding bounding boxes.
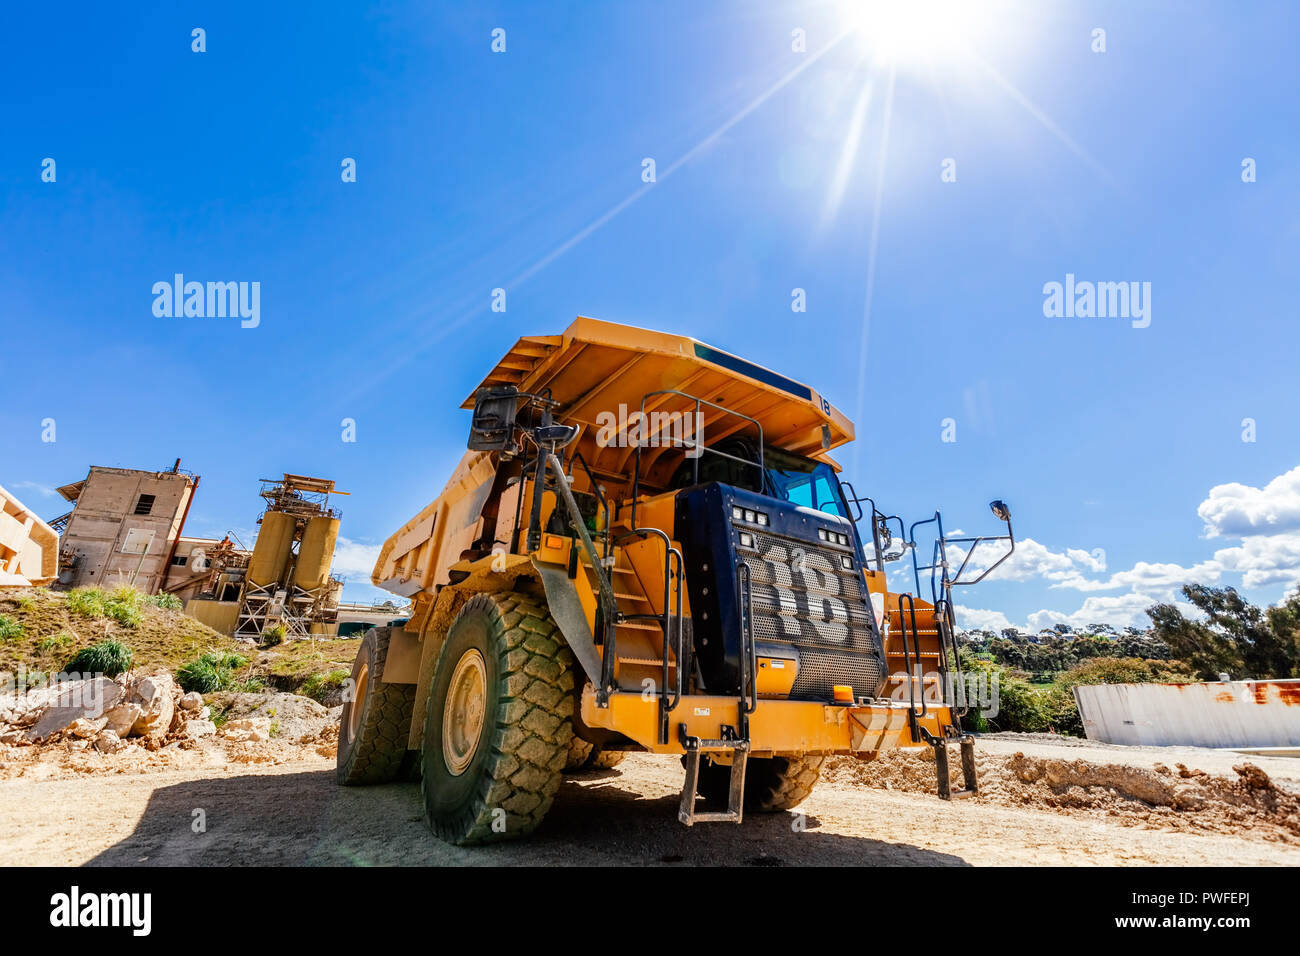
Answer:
[896,593,927,718]
[737,562,758,718]
[668,546,684,711]
[934,598,968,717]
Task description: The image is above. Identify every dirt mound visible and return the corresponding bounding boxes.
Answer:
[824,747,1300,843]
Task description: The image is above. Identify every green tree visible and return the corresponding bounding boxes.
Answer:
[1147,584,1300,680]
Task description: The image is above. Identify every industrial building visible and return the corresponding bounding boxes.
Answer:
[43,462,347,640]
[51,462,201,594]
[184,474,345,639]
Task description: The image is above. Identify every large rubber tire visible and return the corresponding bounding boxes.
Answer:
[564,737,628,772]
[697,754,825,812]
[420,591,575,844]
[336,627,416,785]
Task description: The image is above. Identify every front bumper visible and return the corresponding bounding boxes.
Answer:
[581,685,953,757]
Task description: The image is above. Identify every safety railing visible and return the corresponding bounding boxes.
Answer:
[629,389,765,530]
[612,527,685,743]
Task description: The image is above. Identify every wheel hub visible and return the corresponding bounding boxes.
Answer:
[442,649,487,776]
[348,662,369,743]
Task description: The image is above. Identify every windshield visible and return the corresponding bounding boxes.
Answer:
[762,448,847,518]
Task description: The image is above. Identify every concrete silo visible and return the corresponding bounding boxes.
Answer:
[234,474,346,641]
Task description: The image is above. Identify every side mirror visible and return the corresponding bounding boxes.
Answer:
[989,500,1011,522]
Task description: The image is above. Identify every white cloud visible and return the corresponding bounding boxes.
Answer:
[947,536,1098,584]
[1051,559,1223,597]
[1025,592,1158,632]
[331,537,381,583]
[11,481,57,498]
[952,605,1014,633]
[1211,532,1300,590]
[952,463,1300,632]
[1197,465,1300,538]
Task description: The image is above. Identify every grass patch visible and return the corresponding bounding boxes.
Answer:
[37,632,75,652]
[66,586,144,628]
[261,623,286,647]
[144,592,183,612]
[0,614,23,642]
[299,668,351,703]
[65,639,134,678]
[177,651,249,694]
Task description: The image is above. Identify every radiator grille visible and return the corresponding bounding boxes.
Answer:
[739,529,886,700]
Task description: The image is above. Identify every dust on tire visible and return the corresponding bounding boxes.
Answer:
[336,626,416,785]
[420,591,575,844]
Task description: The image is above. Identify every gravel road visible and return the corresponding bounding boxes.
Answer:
[3,738,1298,866]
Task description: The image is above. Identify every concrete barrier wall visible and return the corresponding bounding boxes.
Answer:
[1074,680,1300,748]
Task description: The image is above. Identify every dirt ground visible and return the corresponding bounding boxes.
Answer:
[2,732,1298,866]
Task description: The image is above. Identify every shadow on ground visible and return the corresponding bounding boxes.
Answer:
[85,767,969,866]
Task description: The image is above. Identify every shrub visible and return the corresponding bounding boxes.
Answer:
[178,651,249,694]
[65,639,134,677]
[300,668,350,703]
[0,614,23,641]
[144,592,183,611]
[261,623,287,647]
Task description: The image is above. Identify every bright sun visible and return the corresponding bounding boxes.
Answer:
[838,0,995,70]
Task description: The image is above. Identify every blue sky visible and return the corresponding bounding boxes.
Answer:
[3,1,1298,631]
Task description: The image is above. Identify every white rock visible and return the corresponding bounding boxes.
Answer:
[66,717,107,739]
[220,716,272,743]
[128,674,176,740]
[22,678,124,743]
[93,730,126,753]
[102,702,144,737]
[185,719,217,738]
[179,691,204,713]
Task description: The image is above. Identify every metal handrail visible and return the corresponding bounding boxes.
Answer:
[612,527,685,741]
[542,451,622,705]
[630,389,765,530]
[896,593,927,718]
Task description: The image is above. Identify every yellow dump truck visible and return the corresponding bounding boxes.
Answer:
[338,316,1015,843]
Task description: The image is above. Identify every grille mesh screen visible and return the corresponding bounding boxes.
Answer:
[740,529,885,700]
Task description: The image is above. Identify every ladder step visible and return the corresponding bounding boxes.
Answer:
[617,656,676,668]
[615,620,661,632]
[580,558,636,575]
[614,591,651,602]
